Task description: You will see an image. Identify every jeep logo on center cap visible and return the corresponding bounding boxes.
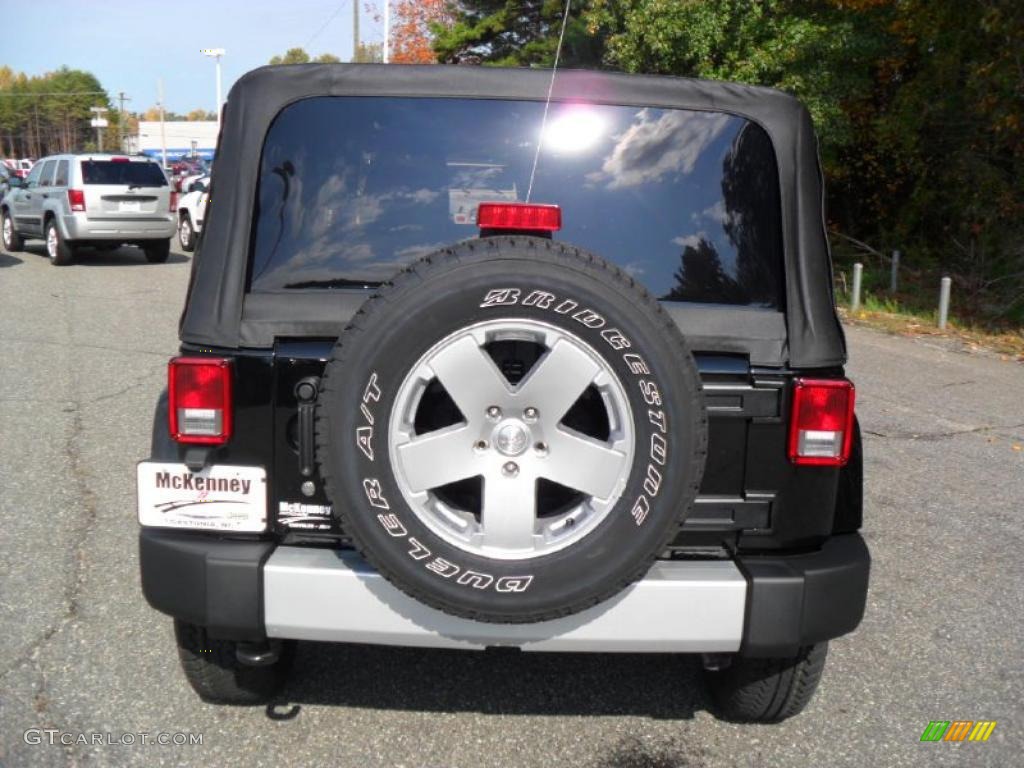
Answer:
[495,421,529,457]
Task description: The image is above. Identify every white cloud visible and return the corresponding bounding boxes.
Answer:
[404,188,440,205]
[672,232,709,250]
[590,110,731,190]
[342,243,375,262]
[699,200,728,224]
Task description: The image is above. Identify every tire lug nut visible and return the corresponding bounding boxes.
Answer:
[523,407,538,422]
[486,406,502,420]
[474,440,488,452]
[502,461,519,478]
[534,442,548,456]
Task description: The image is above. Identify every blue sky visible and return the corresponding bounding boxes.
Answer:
[8,0,383,114]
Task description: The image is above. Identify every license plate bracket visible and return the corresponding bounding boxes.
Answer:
[137,462,267,532]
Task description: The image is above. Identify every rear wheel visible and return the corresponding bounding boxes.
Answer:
[143,238,171,263]
[45,219,74,266]
[704,643,829,722]
[174,620,294,705]
[178,213,195,252]
[2,209,23,252]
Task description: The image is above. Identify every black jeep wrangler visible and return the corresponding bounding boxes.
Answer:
[138,64,869,722]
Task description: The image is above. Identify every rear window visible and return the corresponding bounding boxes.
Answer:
[81,160,167,187]
[249,97,784,307]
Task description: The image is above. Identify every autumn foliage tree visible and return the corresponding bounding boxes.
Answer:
[391,0,454,64]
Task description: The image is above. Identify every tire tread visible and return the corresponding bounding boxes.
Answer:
[705,642,829,722]
[174,620,292,705]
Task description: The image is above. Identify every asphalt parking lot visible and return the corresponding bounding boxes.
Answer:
[1,242,1021,767]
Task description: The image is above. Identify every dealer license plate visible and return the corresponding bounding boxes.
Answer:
[137,462,267,532]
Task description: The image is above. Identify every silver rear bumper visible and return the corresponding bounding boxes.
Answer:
[264,547,746,652]
[62,213,176,240]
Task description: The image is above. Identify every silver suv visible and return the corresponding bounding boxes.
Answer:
[1,154,176,265]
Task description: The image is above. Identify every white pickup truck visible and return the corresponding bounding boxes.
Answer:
[176,175,209,252]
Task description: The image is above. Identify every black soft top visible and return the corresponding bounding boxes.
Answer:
[180,63,845,368]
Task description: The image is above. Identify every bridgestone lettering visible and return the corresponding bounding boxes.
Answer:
[363,478,390,509]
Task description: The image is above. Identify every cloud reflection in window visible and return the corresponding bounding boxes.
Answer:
[588,109,730,189]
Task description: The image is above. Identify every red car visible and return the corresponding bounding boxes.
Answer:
[7,158,34,179]
[169,159,208,191]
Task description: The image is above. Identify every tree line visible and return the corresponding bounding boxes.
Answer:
[0,66,110,159]
[0,66,221,159]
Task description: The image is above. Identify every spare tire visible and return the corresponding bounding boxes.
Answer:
[316,237,707,623]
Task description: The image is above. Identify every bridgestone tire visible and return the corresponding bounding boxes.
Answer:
[174,620,294,705]
[704,643,829,723]
[316,237,707,623]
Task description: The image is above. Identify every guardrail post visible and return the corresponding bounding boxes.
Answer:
[938,276,951,329]
[851,263,863,313]
[890,250,900,293]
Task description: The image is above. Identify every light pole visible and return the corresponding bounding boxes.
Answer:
[89,106,108,151]
[157,79,167,169]
[200,48,225,130]
[383,1,390,63]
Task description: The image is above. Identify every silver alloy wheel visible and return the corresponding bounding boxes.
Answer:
[388,319,635,561]
[46,225,58,260]
[179,217,192,248]
[2,215,11,247]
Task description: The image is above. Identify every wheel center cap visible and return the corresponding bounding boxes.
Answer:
[494,420,529,457]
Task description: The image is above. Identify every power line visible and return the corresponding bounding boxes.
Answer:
[0,91,107,97]
[304,1,349,50]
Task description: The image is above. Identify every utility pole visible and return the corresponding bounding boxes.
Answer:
[158,79,167,169]
[352,0,360,62]
[383,0,390,63]
[33,101,40,158]
[118,92,130,153]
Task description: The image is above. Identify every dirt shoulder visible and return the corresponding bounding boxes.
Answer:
[839,307,1024,363]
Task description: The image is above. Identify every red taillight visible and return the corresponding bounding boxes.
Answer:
[168,357,233,444]
[170,190,178,212]
[110,156,130,163]
[788,378,855,466]
[477,202,562,232]
[68,189,86,212]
